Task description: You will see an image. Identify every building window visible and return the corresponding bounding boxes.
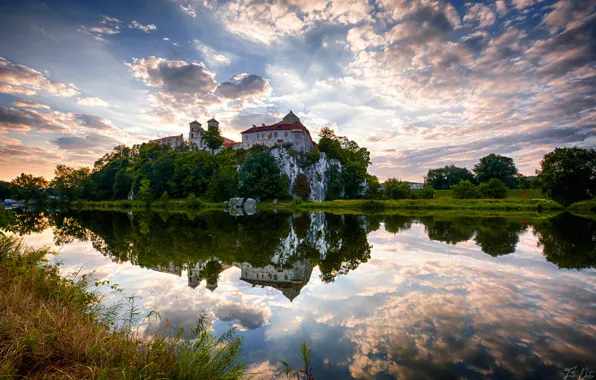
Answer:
[191,133,194,138]
[274,132,278,137]
[284,132,288,137]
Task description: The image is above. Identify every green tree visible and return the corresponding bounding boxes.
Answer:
[113,169,134,200]
[383,178,410,200]
[474,154,519,188]
[451,180,481,199]
[293,174,310,199]
[137,178,153,206]
[418,185,435,199]
[238,151,287,199]
[202,126,224,154]
[425,165,475,190]
[51,165,92,203]
[364,175,382,199]
[0,181,13,200]
[11,173,49,202]
[536,147,596,207]
[159,191,170,203]
[478,178,508,199]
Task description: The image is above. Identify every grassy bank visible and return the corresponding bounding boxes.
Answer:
[0,235,246,379]
[431,188,543,199]
[295,198,563,212]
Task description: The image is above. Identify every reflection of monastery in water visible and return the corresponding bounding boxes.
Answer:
[234,260,313,302]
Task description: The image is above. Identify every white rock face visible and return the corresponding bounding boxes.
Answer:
[270,148,341,202]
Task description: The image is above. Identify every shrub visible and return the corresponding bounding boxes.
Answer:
[383,178,410,200]
[418,185,435,199]
[159,191,170,203]
[451,180,481,199]
[478,178,508,199]
[137,178,153,206]
[185,193,202,209]
[293,174,310,198]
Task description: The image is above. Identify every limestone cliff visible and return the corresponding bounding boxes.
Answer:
[270,148,342,202]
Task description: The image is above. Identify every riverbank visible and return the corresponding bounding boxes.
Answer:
[72,198,224,211]
[0,235,246,379]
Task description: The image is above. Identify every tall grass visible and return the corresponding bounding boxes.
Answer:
[0,234,246,379]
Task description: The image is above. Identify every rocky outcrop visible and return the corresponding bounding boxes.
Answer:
[244,198,257,215]
[271,148,342,202]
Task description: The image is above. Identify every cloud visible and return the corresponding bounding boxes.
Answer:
[193,40,231,67]
[464,4,497,27]
[0,56,80,97]
[52,133,121,151]
[126,56,218,93]
[77,97,109,107]
[78,15,121,41]
[215,74,272,100]
[128,21,157,33]
[12,99,50,109]
[180,4,196,18]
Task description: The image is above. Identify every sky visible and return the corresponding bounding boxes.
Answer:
[0,0,594,182]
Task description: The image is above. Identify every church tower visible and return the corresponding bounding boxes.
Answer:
[189,120,205,149]
[207,118,219,130]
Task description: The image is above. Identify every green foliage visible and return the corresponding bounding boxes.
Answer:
[537,147,596,207]
[202,126,225,153]
[478,178,508,199]
[418,185,435,199]
[474,153,519,188]
[364,175,382,199]
[451,180,481,199]
[383,178,410,200]
[159,191,170,203]
[425,165,475,190]
[293,174,310,198]
[238,150,288,199]
[185,193,202,208]
[137,178,153,205]
[10,173,49,202]
[0,180,13,200]
[51,165,92,203]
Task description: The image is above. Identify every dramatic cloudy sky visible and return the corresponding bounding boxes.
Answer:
[0,0,594,181]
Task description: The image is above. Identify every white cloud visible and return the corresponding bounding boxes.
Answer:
[193,40,231,66]
[77,97,109,107]
[128,20,157,33]
[180,4,196,18]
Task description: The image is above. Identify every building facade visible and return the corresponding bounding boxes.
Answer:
[150,134,184,148]
[240,111,314,153]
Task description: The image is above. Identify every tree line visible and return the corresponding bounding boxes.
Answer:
[2,127,374,204]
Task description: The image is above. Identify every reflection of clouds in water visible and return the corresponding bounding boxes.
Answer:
[15,215,596,379]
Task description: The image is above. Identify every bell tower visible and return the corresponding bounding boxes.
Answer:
[207,118,219,130]
[189,120,204,148]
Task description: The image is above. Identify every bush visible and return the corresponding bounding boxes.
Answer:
[478,178,508,199]
[293,174,310,198]
[418,185,435,199]
[383,178,410,200]
[451,180,481,199]
[159,191,170,203]
[185,193,202,208]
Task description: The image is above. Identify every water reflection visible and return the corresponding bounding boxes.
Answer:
[5,210,596,379]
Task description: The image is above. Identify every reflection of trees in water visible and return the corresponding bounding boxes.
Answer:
[534,212,596,269]
[421,216,528,257]
[12,210,596,274]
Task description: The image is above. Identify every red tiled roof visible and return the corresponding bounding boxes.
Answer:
[240,123,308,134]
[223,137,238,148]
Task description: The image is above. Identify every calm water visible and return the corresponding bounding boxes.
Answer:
[11,210,596,379]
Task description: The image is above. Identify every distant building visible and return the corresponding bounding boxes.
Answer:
[187,259,231,291]
[405,182,424,190]
[151,134,184,148]
[234,259,313,302]
[240,111,314,153]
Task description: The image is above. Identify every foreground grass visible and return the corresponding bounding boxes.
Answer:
[0,235,246,379]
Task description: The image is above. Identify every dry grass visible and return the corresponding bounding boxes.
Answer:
[0,235,246,379]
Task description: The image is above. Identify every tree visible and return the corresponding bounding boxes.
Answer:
[0,181,13,200]
[478,178,508,199]
[293,174,310,199]
[364,175,382,199]
[51,165,91,203]
[418,185,435,199]
[425,165,475,190]
[202,126,224,153]
[383,178,410,200]
[238,151,287,199]
[137,178,153,205]
[536,147,596,207]
[451,180,481,199]
[474,154,519,188]
[11,173,48,202]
